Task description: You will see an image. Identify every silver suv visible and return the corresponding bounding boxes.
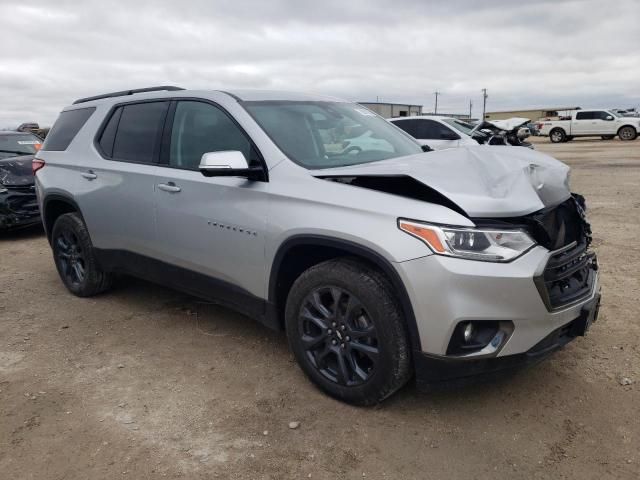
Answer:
[35,87,600,405]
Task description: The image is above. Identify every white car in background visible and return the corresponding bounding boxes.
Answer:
[388,115,479,150]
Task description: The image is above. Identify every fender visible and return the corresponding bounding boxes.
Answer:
[41,193,85,243]
[268,234,422,352]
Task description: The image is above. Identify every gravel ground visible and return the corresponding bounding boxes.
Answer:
[1,136,639,479]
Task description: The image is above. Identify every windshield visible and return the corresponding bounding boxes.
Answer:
[242,101,423,169]
[441,118,476,136]
[0,133,42,160]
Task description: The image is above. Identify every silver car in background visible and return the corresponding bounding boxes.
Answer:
[34,87,600,404]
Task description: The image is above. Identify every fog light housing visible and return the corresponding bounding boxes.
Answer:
[446,320,513,356]
[463,322,474,343]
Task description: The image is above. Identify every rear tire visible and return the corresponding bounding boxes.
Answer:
[51,213,113,297]
[549,128,566,143]
[285,258,411,405]
[618,126,637,141]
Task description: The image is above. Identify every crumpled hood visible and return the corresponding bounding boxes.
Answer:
[315,146,571,218]
[485,117,530,131]
[0,155,35,187]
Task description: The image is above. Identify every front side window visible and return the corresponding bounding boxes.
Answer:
[0,133,43,159]
[168,101,256,170]
[594,111,612,120]
[243,101,422,169]
[101,101,169,163]
[420,120,457,139]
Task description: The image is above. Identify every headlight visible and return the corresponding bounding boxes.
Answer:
[398,219,536,262]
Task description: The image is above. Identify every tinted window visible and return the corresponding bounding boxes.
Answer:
[392,119,421,138]
[42,107,95,151]
[576,112,593,120]
[593,111,611,120]
[110,102,169,163]
[97,106,122,157]
[419,120,457,139]
[169,101,257,170]
[393,119,456,139]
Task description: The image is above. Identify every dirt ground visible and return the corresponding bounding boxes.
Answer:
[1,136,639,479]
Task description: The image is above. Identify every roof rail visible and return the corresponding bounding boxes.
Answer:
[72,86,185,105]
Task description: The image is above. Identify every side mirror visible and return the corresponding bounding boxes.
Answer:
[421,144,433,152]
[199,151,264,180]
[605,115,614,121]
[440,132,461,141]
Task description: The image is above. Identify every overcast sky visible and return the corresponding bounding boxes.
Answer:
[1,0,639,127]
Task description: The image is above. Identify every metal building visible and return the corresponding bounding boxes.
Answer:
[485,107,580,121]
[358,102,423,118]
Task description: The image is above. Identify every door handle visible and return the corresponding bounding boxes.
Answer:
[158,182,181,193]
[81,170,97,180]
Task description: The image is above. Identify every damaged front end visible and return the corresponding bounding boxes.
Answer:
[473,194,598,311]
[0,185,40,230]
[0,156,41,230]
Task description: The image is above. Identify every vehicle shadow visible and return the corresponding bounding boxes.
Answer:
[102,275,548,413]
[0,223,45,241]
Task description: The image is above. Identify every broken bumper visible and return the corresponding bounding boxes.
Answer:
[413,293,600,390]
[395,245,600,385]
[0,187,41,230]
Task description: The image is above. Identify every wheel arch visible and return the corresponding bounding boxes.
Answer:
[617,124,638,135]
[268,235,422,352]
[42,194,84,244]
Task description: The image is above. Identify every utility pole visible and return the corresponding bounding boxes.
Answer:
[481,88,488,120]
[433,91,440,115]
[469,99,473,120]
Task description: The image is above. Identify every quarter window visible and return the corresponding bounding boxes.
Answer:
[42,107,95,151]
[168,101,256,170]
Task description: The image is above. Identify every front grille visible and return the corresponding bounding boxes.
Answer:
[531,195,597,310]
[536,240,597,310]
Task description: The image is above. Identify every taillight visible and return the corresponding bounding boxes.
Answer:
[32,158,45,175]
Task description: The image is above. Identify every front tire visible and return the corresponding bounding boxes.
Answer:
[51,213,113,297]
[285,258,411,405]
[618,126,637,141]
[549,128,566,143]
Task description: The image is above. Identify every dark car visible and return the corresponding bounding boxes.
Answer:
[0,131,42,230]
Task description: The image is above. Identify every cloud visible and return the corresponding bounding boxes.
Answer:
[1,0,638,126]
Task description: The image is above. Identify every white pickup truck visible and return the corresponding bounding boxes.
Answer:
[538,109,640,143]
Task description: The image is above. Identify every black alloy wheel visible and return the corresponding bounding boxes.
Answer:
[299,286,379,386]
[54,228,86,287]
[51,213,113,297]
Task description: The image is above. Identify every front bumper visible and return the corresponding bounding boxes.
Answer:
[414,293,600,389]
[395,245,599,383]
[0,187,41,230]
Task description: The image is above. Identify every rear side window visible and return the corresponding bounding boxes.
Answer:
[99,101,169,163]
[42,107,95,151]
